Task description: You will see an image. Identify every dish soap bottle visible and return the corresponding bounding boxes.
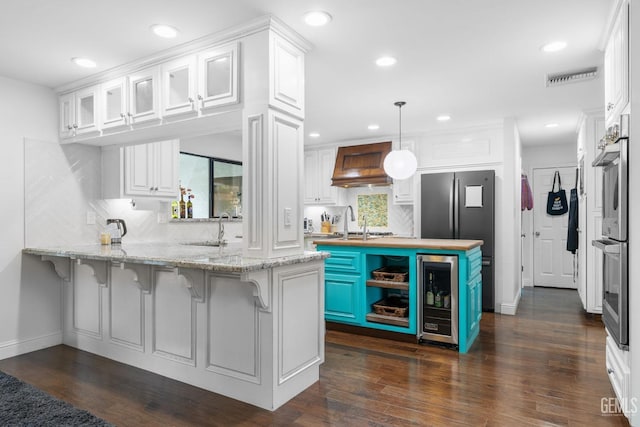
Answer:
[171,200,179,219]
[426,272,434,306]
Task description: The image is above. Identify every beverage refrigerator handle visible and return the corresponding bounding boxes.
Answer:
[454,178,460,238]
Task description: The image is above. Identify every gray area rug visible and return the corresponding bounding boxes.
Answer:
[0,371,113,426]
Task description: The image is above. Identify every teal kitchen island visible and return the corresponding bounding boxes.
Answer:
[315,237,483,353]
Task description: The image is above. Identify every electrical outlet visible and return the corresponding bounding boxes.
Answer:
[86,211,96,225]
[284,207,292,226]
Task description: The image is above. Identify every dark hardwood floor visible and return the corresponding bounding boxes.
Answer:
[0,287,629,426]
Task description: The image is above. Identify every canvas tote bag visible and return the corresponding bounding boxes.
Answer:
[546,170,568,215]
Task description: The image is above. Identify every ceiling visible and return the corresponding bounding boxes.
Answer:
[0,0,614,146]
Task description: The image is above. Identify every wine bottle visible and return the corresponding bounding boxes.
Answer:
[426,272,434,305]
[187,194,193,219]
[179,192,186,219]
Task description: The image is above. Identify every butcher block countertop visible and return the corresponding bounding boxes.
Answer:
[313,236,483,251]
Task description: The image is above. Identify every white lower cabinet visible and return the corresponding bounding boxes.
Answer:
[102,139,179,199]
[47,254,325,411]
[605,333,631,417]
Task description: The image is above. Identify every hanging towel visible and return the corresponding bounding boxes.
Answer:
[521,174,533,211]
[566,169,579,254]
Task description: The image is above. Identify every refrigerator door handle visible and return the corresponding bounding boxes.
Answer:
[454,178,460,238]
[449,178,454,235]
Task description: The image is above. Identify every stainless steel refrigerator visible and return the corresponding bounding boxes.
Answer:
[420,170,495,311]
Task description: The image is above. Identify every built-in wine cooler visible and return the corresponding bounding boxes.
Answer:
[417,254,458,346]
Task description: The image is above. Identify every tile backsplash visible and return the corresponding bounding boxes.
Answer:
[357,193,388,227]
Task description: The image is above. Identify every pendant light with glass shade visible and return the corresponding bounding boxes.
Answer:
[383,101,417,180]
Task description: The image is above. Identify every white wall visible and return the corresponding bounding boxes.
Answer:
[520,141,577,287]
[0,75,63,359]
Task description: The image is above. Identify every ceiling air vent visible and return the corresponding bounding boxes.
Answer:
[545,67,598,87]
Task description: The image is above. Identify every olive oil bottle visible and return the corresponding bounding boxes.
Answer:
[179,192,186,219]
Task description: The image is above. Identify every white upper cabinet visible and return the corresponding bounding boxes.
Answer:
[103,139,178,199]
[161,42,239,117]
[99,67,161,130]
[128,66,161,125]
[124,139,178,197]
[101,77,128,129]
[161,55,197,117]
[197,43,239,110]
[59,84,100,138]
[304,147,339,205]
[604,1,629,125]
[392,140,416,205]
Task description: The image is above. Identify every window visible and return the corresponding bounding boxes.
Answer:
[179,152,242,218]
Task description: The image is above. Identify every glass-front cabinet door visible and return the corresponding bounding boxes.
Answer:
[128,66,160,124]
[162,56,197,117]
[58,93,75,138]
[101,77,128,130]
[197,43,238,110]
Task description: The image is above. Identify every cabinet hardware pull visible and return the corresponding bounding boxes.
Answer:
[607,368,614,374]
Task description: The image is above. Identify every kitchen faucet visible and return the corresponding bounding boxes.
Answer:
[361,214,368,241]
[217,212,231,244]
[342,205,355,240]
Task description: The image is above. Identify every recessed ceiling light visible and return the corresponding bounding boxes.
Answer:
[303,11,332,26]
[545,123,559,128]
[368,124,380,130]
[375,56,397,67]
[437,115,451,122]
[151,24,179,39]
[309,132,320,138]
[541,41,567,52]
[71,57,96,68]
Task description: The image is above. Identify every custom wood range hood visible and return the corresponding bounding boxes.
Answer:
[331,141,392,187]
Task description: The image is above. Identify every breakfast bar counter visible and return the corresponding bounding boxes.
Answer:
[23,243,328,411]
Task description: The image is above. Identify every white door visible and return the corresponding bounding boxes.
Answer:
[533,167,576,288]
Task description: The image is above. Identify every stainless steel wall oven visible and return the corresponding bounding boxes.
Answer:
[593,133,628,349]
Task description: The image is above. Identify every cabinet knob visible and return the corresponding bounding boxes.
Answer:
[607,368,614,375]
[120,113,126,119]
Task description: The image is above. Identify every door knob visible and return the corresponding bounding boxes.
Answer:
[535,232,540,237]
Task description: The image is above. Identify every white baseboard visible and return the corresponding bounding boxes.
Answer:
[0,331,63,361]
[500,290,522,316]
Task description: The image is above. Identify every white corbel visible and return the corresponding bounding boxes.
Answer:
[177,267,206,302]
[119,262,152,294]
[77,258,108,287]
[241,269,271,312]
[41,256,71,282]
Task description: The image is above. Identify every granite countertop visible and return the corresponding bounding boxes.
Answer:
[23,242,329,273]
[313,236,483,251]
